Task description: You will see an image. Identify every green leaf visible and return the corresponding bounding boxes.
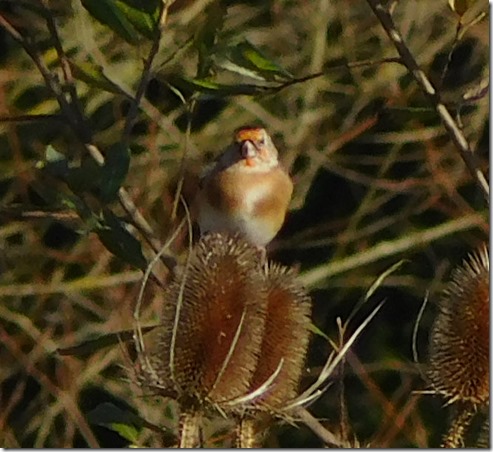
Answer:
[88,402,142,443]
[114,0,158,39]
[69,60,127,95]
[111,423,141,443]
[96,209,148,270]
[194,2,227,78]
[36,145,70,177]
[179,77,269,97]
[62,158,103,195]
[214,40,293,82]
[45,145,66,163]
[99,143,131,202]
[309,322,330,341]
[116,0,160,14]
[81,0,139,44]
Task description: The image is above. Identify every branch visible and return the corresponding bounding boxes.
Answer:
[122,0,173,143]
[0,9,177,280]
[365,0,489,202]
[295,408,347,448]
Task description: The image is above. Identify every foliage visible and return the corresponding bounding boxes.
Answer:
[0,0,488,447]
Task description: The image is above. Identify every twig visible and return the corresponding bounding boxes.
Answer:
[122,0,173,143]
[300,213,486,287]
[0,114,63,123]
[295,407,347,448]
[269,57,403,94]
[0,11,177,280]
[42,0,87,134]
[365,0,489,202]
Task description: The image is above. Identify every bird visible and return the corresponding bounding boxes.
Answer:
[195,126,293,248]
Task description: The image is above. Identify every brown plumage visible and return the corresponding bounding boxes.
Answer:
[197,127,293,247]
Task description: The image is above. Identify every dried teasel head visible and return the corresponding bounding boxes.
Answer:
[427,244,489,407]
[138,232,268,409]
[244,263,312,412]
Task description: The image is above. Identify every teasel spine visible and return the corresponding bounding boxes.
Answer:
[426,244,489,448]
[427,244,489,407]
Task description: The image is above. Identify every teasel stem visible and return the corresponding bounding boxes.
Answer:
[179,411,202,448]
[441,405,475,448]
[475,416,489,448]
[236,417,261,448]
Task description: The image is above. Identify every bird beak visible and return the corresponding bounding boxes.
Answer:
[240,141,257,166]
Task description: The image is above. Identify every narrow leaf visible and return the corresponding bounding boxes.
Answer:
[96,209,148,270]
[99,143,131,202]
[69,60,128,95]
[81,0,139,44]
[215,40,293,82]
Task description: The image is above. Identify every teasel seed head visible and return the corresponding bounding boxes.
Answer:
[140,232,267,409]
[427,244,489,407]
[246,262,312,411]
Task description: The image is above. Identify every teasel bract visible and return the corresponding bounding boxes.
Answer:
[426,244,489,447]
[135,232,313,447]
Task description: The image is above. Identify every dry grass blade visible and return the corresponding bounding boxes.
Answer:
[286,300,385,410]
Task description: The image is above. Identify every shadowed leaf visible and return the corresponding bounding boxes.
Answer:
[99,143,131,202]
[96,209,147,270]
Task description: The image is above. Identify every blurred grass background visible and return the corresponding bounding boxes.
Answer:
[0,0,489,447]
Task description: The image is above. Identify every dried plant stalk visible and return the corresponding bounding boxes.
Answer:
[236,417,262,448]
[475,416,490,448]
[179,411,202,448]
[441,407,475,448]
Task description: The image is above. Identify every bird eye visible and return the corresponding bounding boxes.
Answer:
[258,138,265,146]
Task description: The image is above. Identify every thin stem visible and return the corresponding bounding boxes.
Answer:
[236,417,261,448]
[296,408,347,448]
[123,0,173,143]
[178,411,201,448]
[365,0,489,202]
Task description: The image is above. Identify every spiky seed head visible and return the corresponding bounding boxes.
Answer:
[427,244,489,406]
[142,232,267,407]
[246,263,312,411]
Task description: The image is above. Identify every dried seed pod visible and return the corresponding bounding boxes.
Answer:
[234,263,312,447]
[140,232,267,407]
[427,244,489,406]
[247,262,312,410]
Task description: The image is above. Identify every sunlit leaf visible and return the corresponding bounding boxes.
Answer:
[214,40,293,82]
[69,61,127,95]
[45,145,66,163]
[309,323,330,341]
[88,402,142,442]
[114,0,158,39]
[81,0,139,44]
[179,77,269,96]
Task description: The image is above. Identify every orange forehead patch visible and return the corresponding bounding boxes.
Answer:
[235,127,264,143]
